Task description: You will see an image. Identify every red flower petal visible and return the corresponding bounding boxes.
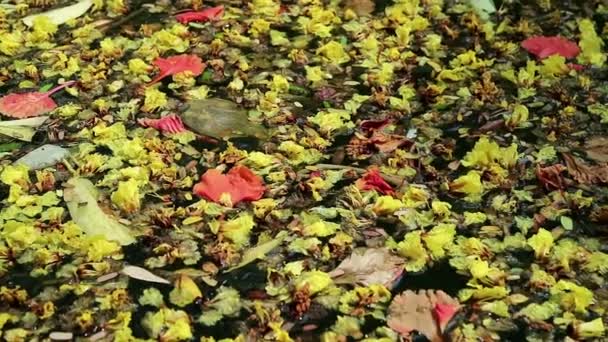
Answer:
[433,302,459,331]
[0,81,76,118]
[355,168,394,195]
[193,166,265,206]
[175,6,224,24]
[138,114,186,134]
[149,54,205,85]
[521,36,580,59]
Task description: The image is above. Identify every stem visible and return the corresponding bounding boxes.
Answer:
[45,81,77,96]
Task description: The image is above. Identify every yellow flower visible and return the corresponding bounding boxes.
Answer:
[305,65,331,84]
[128,58,151,74]
[170,274,203,307]
[111,179,141,213]
[296,271,333,294]
[527,228,554,259]
[142,87,168,112]
[392,231,428,272]
[372,196,404,215]
[578,19,606,67]
[316,41,350,64]
[0,31,23,56]
[450,171,484,202]
[221,214,255,248]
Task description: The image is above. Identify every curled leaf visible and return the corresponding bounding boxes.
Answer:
[138,114,186,134]
[121,265,170,284]
[0,81,76,118]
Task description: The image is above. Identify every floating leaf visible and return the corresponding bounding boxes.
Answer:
[563,153,608,184]
[149,55,205,85]
[329,247,405,289]
[180,98,269,139]
[64,178,136,245]
[138,114,186,134]
[0,81,76,118]
[467,0,495,20]
[193,165,265,206]
[0,116,49,141]
[175,6,224,24]
[15,144,70,170]
[521,36,580,59]
[227,231,287,272]
[585,136,608,163]
[121,265,170,284]
[22,0,93,27]
[560,216,574,231]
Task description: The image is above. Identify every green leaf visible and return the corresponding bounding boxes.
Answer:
[226,231,287,272]
[560,216,574,231]
[468,0,495,20]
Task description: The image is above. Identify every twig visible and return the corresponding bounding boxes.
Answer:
[300,163,406,187]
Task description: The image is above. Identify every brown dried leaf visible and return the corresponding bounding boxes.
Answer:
[328,247,404,288]
[562,153,608,184]
[585,136,608,163]
[343,0,375,16]
[387,290,461,342]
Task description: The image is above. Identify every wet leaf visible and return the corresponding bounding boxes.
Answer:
[467,0,496,20]
[149,55,205,85]
[343,0,375,16]
[329,247,405,288]
[22,0,93,27]
[355,168,395,195]
[0,81,76,118]
[121,265,170,284]
[64,178,136,245]
[180,98,269,139]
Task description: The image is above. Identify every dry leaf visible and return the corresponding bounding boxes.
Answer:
[0,116,49,141]
[22,0,93,27]
[328,247,405,289]
[562,153,608,184]
[64,178,136,245]
[121,265,170,284]
[343,0,375,16]
[585,136,608,163]
[387,290,461,342]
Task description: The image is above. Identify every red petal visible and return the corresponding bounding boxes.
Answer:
[568,63,585,71]
[138,114,186,134]
[0,81,76,118]
[175,6,224,24]
[433,303,459,330]
[193,166,265,205]
[149,54,206,85]
[521,36,580,59]
[355,168,394,195]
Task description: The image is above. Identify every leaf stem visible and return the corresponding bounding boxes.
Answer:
[45,81,77,96]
